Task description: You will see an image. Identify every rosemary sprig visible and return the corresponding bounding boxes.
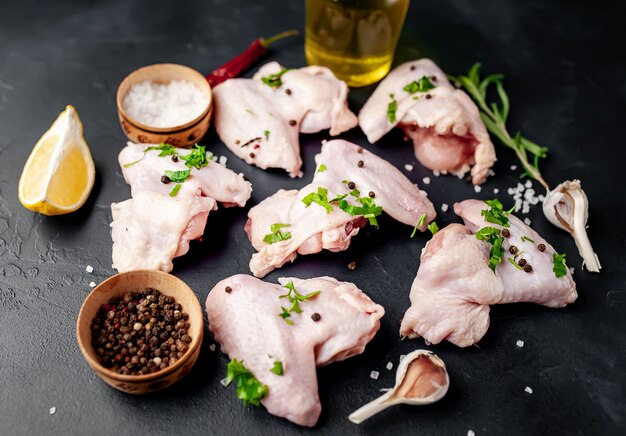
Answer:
[452,63,550,190]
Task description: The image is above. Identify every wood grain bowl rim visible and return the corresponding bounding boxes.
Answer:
[116,63,213,133]
[76,270,204,383]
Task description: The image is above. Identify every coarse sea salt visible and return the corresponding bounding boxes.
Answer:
[89,281,96,288]
[386,362,394,370]
[49,407,56,415]
[474,185,482,193]
[468,430,476,436]
[441,203,449,212]
[123,80,209,128]
[209,344,216,352]
[370,371,380,380]
[422,177,431,185]
[516,340,525,348]
[524,386,533,394]
[404,164,414,171]
[85,265,93,273]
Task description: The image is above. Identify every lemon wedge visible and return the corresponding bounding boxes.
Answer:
[18,105,95,215]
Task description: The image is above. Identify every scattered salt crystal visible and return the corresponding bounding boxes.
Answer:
[468,430,476,436]
[538,194,545,201]
[569,267,575,275]
[510,165,518,170]
[123,80,209,128]
[220,378,229,387]
[524,386,533,394]
[370,371,380,380]
[386,362,393,370]
[524,218,531,226]
[441,203,449,212]
[89,281,96,288]
[422,177,431,185]
[49,407,56,415]
[474,185,482,193]
[433,170,441,177]
[516,340,525,348]
[399,354,406,362]
[494,188,499,194]
[525,180,532,188]
[209,344,216,352]
[507,188,515,195]
[404,164,414,171]
[218,156,227,165]
[488,169,495,177]
[85,265,93,273]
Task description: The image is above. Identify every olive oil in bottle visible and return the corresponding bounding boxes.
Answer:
[305,0,410,87]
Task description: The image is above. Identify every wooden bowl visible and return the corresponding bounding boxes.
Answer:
[76,270,204,394]
[116,63,213,148]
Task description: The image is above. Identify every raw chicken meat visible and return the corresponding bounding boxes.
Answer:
[358,59,496,184]
[400,200,577,347]
[206,274,384,427]
[110,143,252,272]
[246,139,436,277]
[213,62,358,177]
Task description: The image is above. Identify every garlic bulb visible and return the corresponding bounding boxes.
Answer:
[542,179,601,272]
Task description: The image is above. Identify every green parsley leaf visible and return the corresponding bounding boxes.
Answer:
[427,221,439,235]
[226,359,269,406]
[263,223,292,244]
[387,93,397,123]
[481,198,511,227]
[261,68,289,88]
[317,164,327,173]
[180,144,209,170]
[403,76,435,94]
[264,130,270,140]
[476,226,505,272]
[521,236,535,243]
[302,187,333,213]
[277,281,321,325]
[411,213,427,238]
[169,184,182,197]
[508,257,524,270]
[164,169,191,183]
[553,252,568,278]
[123,143,178,167]
[270,361,283,376]
[349,189,360,198]
[338,196,383,229]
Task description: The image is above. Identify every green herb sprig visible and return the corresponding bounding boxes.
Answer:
[317,164,327,173]
[481,199,513,227]
[452,64,549,190]
[261,68,289,88]
[263,223,291,244]
[123,143,177,168]
[180,144,210,170]
[164,169,190,183]
[226,359,269,406]
[277,281,321,325]
[553,252,568,278]
[270,361,283,376]
[411,213,427,238]
[403,76,435,94]
[387,93,397,123]
[476,226,505,272]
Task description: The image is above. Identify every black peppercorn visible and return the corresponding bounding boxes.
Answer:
[502,228,510,238]
[410,65,416,71]
[509,245,518,255]
[285,88,292,95]
[161,175,171,184]
[538,243,546,252]
[357,147,363,153]
[250,152,255,158]
[348,181,356,190]
[368,191,375,198]
[311,313,321,322]
[357,160,364,168]
[518,258,527,267]
[225,286,232,293]
[171,155,178,162]
[289,119,297,126]
[425,94,432,99]
[348,261,356,270]
[523,264,533,273]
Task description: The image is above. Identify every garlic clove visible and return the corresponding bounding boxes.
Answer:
[542,179,601,273]
[348,350,449,424]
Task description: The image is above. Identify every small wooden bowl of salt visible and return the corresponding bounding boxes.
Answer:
[116,63,213,148]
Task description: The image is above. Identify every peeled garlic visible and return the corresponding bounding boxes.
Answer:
[542,179,601,272]
[348,350,449,424]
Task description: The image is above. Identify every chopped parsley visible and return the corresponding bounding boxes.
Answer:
[387,93,397,123]
[411,213,427,238]
[403,76,435,94]
[226,359,269,406]
[317,164,327,173]
[277,281,321,325]
[302,187,333,213]
[169,184,182,197]
[481,199,512,227]
[270,361,283,376]
[263,223,291,244]
[427,221,439,235]
[521,236,535,243]
[180,144,210,170]
[337,195,383,228]
[508,257,524,270]
[476,226,505,272]
[264,130,270,140]
[123,143,177,167]
[553,252,568,278]
[164,169,191,183]
[261,68,289,88]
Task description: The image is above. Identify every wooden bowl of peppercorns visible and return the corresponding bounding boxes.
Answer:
[76,270,204,394]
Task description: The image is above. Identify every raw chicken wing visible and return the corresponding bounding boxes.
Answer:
[206,274,384,427]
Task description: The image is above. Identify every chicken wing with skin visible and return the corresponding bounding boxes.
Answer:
[110,143,252,272]
[400,200,577,347]
[359,59,496,184]
[246,139,436,277]
[213,62,358,177]
[206,274,384,427]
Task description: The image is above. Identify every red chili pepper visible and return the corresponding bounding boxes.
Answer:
[206,29,298,87]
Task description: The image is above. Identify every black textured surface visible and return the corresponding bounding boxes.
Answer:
[1,0,625,434]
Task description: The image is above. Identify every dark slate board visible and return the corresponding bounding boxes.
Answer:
[1,0,625,434]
